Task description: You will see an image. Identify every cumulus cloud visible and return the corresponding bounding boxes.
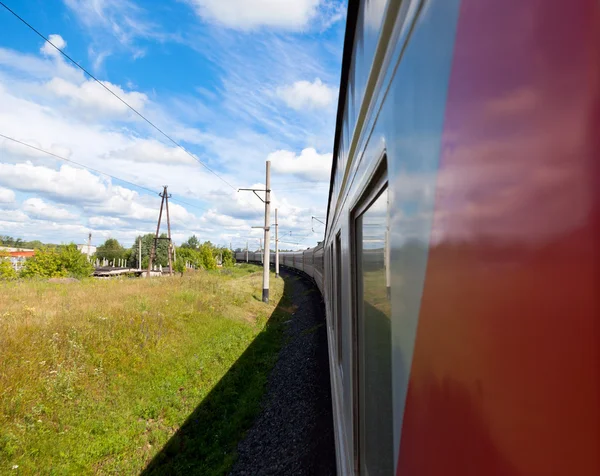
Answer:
[187,0,321,30]
[0,209,29,223]
[40,34,66,57]
[88,216,128,228]
[0,186,15,204]
[0,162,109,203]
[269,147,332,181]
[276,78,336,110]
[45,77,147,118]
[22,197,78,221]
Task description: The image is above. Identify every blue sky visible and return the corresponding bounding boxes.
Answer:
[0,0,345,249]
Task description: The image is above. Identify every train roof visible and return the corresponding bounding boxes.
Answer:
[326,0,360,232]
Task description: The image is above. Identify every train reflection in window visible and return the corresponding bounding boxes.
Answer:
[355,182,392,475]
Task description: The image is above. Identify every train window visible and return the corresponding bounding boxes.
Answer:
[328,244,335,329]
[353,169,392,476]
[335,232,343,366]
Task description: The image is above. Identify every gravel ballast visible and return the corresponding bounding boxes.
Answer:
[230,268,336,476]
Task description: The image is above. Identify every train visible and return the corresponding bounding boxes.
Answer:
[240,0,599,474]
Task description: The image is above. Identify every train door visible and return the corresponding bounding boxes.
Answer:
[352,165,392,475]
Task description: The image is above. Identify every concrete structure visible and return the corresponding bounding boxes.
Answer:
[77,244,96,257]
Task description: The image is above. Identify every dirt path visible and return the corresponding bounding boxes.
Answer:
[229,268,336,475]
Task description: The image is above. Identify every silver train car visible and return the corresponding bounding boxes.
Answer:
[240,0,600,474]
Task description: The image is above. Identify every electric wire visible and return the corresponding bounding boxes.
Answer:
[0,0,237,192]
[0,2,327,246]
[0,133,208,213]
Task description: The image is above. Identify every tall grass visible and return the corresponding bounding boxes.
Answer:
[0,265,285,474]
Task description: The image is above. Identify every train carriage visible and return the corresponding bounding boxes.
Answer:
[237,0,599,474]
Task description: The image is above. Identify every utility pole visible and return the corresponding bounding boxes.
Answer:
[164,188,173,276]
[275,208,279,278]
[87,232,92,262]
[246,240,248,263]
[138,236,142,270]
[147,186,174,277]
[239,160,271,302]
[262,161,271,301]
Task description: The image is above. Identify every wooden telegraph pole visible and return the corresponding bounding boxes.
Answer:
[164,189,173,275]
[147,186,174,277]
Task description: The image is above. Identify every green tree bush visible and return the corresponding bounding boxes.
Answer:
[0,252,17,280]
[199,243,217,270]
[96,238,125,263]
[221,248,235,268]
[174,257,186,276]
[59,244,94,278]
[20,248,65,278]
[129,234,170,268]
[20,245,93,279]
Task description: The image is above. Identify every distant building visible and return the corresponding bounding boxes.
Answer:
[77,244,96,257]
[0,247,35,271]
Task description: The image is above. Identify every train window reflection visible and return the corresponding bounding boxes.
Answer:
[356,183,392,476]
[335,232,343,366]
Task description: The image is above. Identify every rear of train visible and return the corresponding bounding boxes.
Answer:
[240,0,600,474]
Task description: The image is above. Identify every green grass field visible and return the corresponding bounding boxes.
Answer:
[0,265,287,474]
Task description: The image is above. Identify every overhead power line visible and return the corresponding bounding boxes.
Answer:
[0,0,237,192]
[0,133,207,213]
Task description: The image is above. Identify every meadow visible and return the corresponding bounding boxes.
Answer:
[0,265,287,474]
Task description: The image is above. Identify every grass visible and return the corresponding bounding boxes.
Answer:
[0,264,287,475]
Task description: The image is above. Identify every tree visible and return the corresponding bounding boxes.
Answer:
[181,235,200,249]
[200,243,217,270]
[174,257,185,276]
[96,238,125,262]
[20,248,65,278]
[58,244,94,278]
[20,245,93,279]
[221,248,235,268]
[129,234,170,269]
[0,252,16,280]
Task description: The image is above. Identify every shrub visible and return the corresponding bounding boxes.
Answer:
[59,244,94,279]
[20,247,65,278]
[221,248,235,268]
[0,252,16,280]
[174,258,186,276]
[20,245,93,279]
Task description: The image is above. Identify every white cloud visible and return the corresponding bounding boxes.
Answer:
[63,0,160,46]
[22,197,78,221]
[103,139,195,165]
[0,186,15,204]
[276,78,337,110]
[88,216,127,228]
[45,77,147,118]
[0,137,72,160]
[187,0,321,30]
[0,210,29,223]
[0,162,109,203]
[269,147,332,181]
[40,34,66,57]
[0,19,339,248]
